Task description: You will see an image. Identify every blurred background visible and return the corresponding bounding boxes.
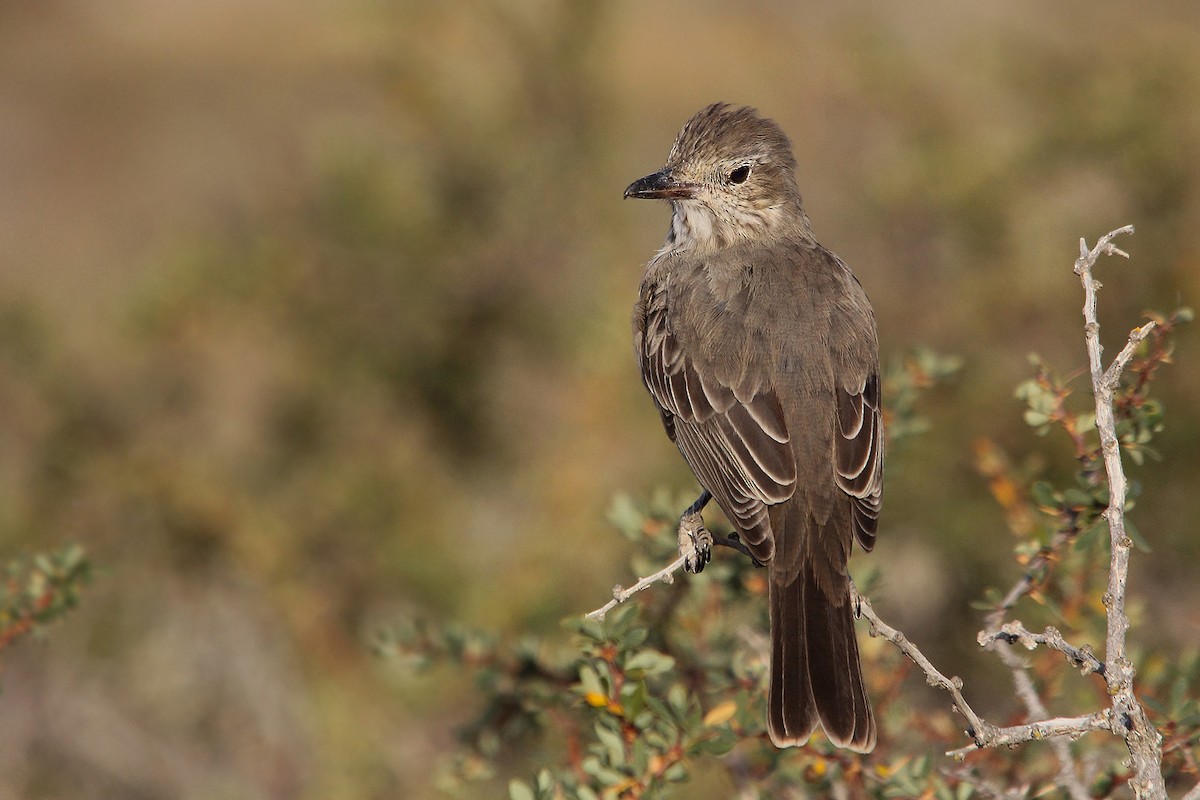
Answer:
[1,1,1198,798]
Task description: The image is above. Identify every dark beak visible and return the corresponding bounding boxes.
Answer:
[623,169,698,200]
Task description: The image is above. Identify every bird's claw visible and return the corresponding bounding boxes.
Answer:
[678,511,712,573]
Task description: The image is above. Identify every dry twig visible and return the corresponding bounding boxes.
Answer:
[1074,225,1165,799]
[585,555,686,621]
[978,622,1104,677]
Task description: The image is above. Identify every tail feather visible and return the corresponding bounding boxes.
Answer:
[768,571,817,745]
[767,518,876,752]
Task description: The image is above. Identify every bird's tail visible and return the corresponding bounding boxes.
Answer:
[766,514,875,752]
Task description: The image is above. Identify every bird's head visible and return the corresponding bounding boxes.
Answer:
[625,103,809,251]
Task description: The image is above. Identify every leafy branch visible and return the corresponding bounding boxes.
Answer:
[0,544,90,660]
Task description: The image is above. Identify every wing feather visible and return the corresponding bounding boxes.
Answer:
[637,281,795,560]
[834,373,883,552]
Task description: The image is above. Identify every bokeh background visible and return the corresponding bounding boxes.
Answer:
[1,2,1198,798]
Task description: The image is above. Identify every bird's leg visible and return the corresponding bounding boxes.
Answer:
[677,491,713,573]
[677,490,765,569]
[683,489,712,517]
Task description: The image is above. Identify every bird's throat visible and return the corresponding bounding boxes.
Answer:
[659,199,795,259]
[665,201,717,252]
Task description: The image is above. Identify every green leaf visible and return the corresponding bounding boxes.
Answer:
[576,616,605,643]
[644,695,672,721]
[535,769,555,793]
[1062,488,1092,508]
[663,760,688,782]
[620,625,649,649]
[620,680,648,720]
[625,649,676,676]
[632,710,655,729]
[605,603,640,635]
[595,720,626,766]
[642,729,669,751]
[1014,378,1040,401]
[580,755,624,786]
[1030,481,1058,509]
[668,683,689,717]
[629,735,649,774]
[1023,410,1050,427]
[509,779,535,800]
[579,664,606,698]
[697,729,737,755]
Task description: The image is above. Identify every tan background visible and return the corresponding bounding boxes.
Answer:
[1,2,1198,798]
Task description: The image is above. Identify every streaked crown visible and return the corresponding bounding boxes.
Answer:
[666,103,798,184]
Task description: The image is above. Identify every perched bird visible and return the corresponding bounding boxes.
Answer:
[625,103,882,752]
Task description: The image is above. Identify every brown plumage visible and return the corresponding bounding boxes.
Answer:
[625,103,882,752]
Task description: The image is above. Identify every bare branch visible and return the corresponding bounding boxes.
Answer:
[1102,321,1157,390]
[1076,225,1166,799]
[854,581,1108,772]
[946,711,1112,761]
[585,555,686,621]
[979,622,1105,677]
[850,582,994,747]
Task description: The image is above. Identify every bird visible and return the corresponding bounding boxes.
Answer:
[624,103,882,752]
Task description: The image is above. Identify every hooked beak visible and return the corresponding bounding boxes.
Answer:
[623,169,698,200]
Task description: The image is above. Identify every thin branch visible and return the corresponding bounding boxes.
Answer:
[1075,225,1166,799]
[946,711,1112,761]
[1102,322,1157,391]
[978,621,1105,677]
[850,581,992,747]
[1181,780,1200,800]
[585,555,686,621]
[851,582,1108,764]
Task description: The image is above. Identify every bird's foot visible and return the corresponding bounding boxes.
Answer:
[677,511,712,573]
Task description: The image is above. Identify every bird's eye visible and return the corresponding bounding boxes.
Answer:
[728,164,751,184]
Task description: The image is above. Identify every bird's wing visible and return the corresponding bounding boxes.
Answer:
[830,271,884,553]
[636,278,796,559]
